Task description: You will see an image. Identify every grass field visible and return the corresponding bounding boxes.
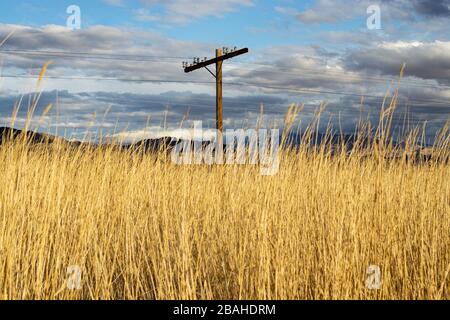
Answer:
[0,112,448,300]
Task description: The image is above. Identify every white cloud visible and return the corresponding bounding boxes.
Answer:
[137,0,254,24]
[276,0,416,24]
[102,0,124,6]
[0,23,216,94]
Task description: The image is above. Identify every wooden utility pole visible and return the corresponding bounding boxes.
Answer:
[215,48,223,132]
[183,47,248,133]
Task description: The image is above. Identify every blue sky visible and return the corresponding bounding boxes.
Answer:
[0,0,366,48]
[0,0,449,141]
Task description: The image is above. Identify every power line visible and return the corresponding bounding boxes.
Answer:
[2,74,449,107]
[229,60,419,84]
[230,67,450,89]
[3,48,449,90]
[228,60,450,90]
[0,49,190,61]
[8,91,444,121]
[4,97,443,128]
[0,74,214,84]
[224,81,450,106]
[85,96,287,111]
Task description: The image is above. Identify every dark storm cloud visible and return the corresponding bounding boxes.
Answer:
[380,0,450,18]
[0,90,288,134]
[412,0,450,17]
[281,0,450,25]
[0,88,446,142]
[343,41,450,84]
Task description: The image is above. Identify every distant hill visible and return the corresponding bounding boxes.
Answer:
[128,137,179,152]
[0,126,444,163]
[0,127,181,152]
[0,127,57,145]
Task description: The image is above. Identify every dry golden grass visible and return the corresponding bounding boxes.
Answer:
[0,119,448,300]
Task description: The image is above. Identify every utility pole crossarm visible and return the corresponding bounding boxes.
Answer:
[184,48,248,73]
[182,47,249,134]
